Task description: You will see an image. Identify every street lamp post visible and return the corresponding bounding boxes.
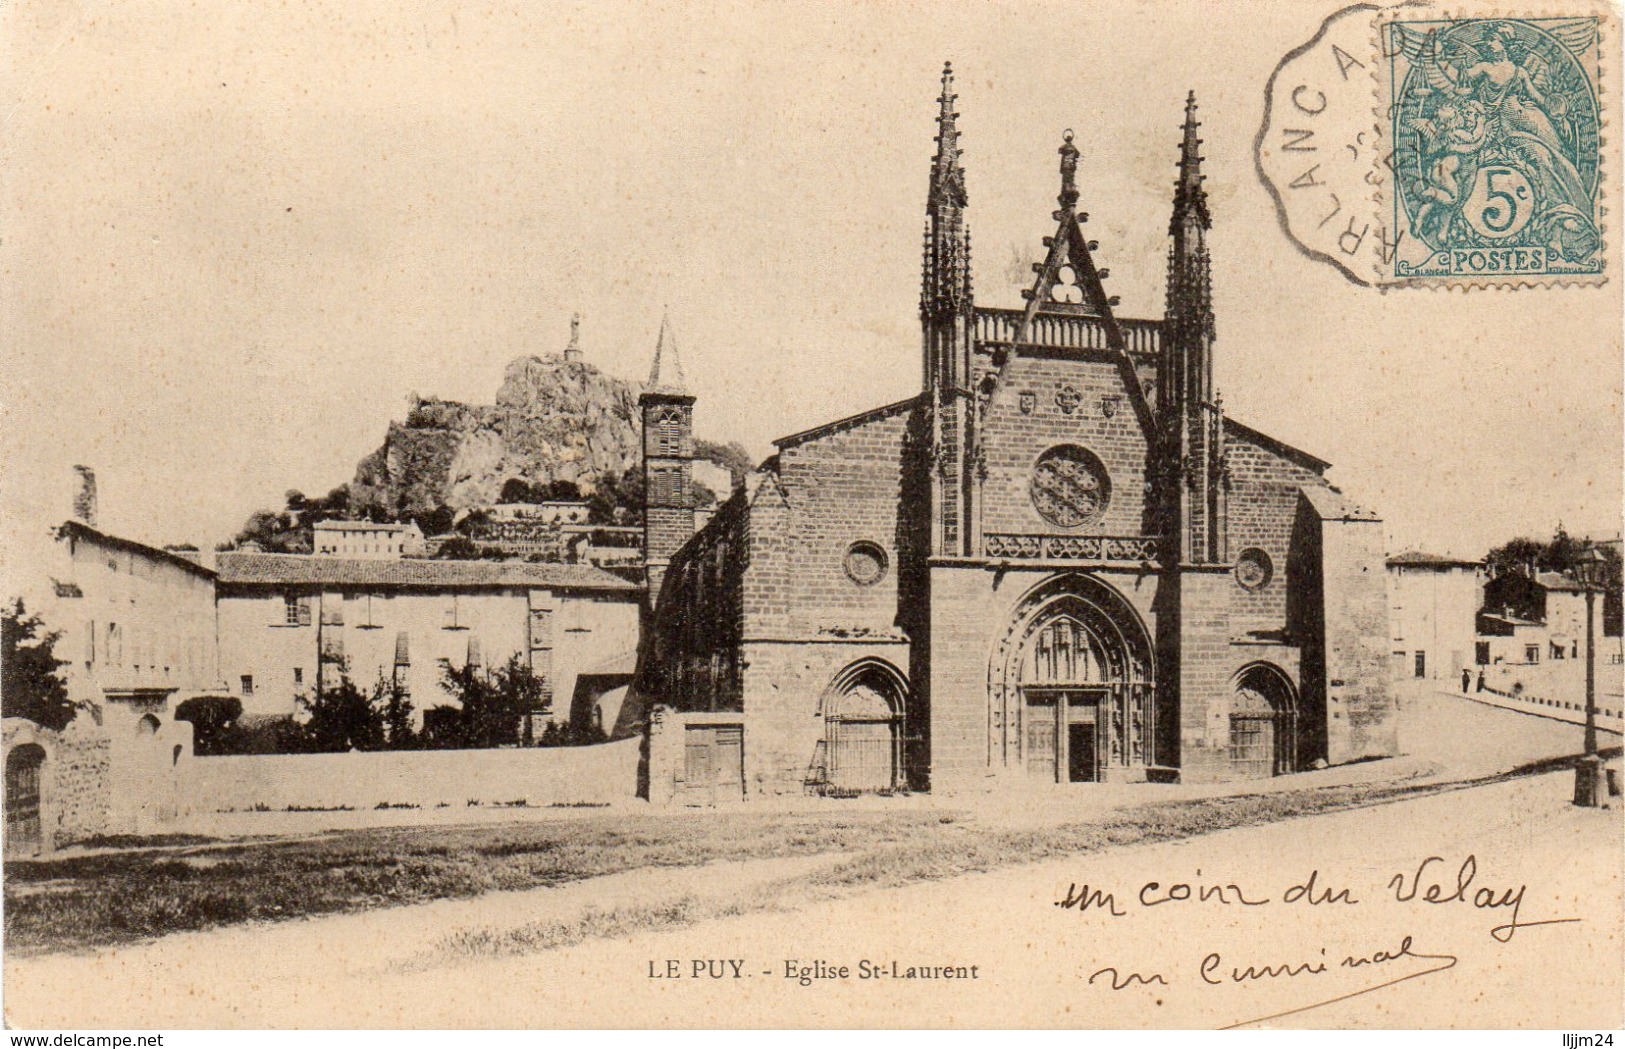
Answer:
[1571,547,1609,808]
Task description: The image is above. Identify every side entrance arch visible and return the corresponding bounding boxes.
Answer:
[1229,663,1299,778]
[820,660,907,795]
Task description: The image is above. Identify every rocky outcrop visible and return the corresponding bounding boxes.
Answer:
[350,354,644,516]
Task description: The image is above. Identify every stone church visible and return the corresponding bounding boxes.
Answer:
[635,65,1393,802]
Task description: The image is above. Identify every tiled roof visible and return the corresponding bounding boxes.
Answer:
[1536,571,1587,593]
[1298,484,1381,522]
[313,520,419,532]
[773,396,921,450]
[1388,550,1483,568]
[1225,417,1331,472]
[57,520,217,578]
[216,552,641,593]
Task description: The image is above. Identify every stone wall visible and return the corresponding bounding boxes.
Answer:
[1321,514,1397,763]
[190,738,639,811]
[1224,430,1329,635]
[3,715,112,852]
[1173,567,1234,782]
[774,405,913,635]
[738,639,910,796]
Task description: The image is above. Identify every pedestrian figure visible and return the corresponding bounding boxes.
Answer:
[1462,668,1471,693]
[1476,669,1486,693]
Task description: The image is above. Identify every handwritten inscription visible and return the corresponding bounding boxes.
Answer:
[1058,854,1577,1026]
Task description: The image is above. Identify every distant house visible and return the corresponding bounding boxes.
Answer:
[312,519,425,559]
[5,468,220,853]
[1477,570,1624,668]
[1385,551,1485,681]
[214,553,643,735]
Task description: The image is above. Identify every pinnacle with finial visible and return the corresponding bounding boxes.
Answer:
[1173,90,1211,232]
[929,61,966,211]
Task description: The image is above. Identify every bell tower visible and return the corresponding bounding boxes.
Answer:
[641,313,696,601]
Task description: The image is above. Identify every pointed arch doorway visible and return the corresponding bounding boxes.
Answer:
[990,574,1156,784]
[821,660,908,794]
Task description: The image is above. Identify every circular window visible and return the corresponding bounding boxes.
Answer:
[1029,445,1111,529]
[1235,548,1274,591]
[844,542,888,586]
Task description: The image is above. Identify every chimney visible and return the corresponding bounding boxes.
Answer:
[72,465,98,528]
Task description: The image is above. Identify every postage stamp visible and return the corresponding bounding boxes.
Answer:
[1382,14,1606,284]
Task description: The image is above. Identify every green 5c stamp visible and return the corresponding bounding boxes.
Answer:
[1385,16,1605,283]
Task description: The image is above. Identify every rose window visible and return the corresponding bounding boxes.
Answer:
[1029,445,1111,529]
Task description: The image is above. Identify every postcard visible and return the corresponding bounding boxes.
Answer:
[2,0,1621,1032]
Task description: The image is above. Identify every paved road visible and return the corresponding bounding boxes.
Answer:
[6,691,1622,1029]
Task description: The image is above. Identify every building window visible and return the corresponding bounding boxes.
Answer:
[1524,645,1540,664]
[1551,641,1565,660]
[1029,445,1110,528]
[1414,651,1426,678]
[650,466,687,506]
[293,667,303,687]
[1235,548,1274,592]
[843,541,889,587]
[443,595,465,630]
[285,594,312,626]
[240,674,254,696]
[655,407,686,454]
[1476,641,1490,665]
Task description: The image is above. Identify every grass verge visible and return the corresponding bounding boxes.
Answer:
[8,755,1606,961]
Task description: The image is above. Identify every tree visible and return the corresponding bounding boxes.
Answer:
[413,505,456,538]
[378,676,416,749]
[174,695,243,755]
[499,478,536,504]
[228,485,361,553]
[435,653,545,748]
[694,439,756,485]
[1,601,80,731]
[587,466,644,525]
[295,670,385,752]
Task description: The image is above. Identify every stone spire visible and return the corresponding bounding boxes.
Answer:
[563,312,582,363]
[1171,91,1211,237]
[921,61,972,321]
[646,310,688,394]
[928,61,967,214]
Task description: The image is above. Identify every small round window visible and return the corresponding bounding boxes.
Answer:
[844,542,888,586]
[1235,547,1274,591]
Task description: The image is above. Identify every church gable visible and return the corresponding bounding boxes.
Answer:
[770,400,918,635]
[977,350,1150,540]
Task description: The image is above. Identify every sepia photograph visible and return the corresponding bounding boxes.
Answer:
[1,0,1621,1033]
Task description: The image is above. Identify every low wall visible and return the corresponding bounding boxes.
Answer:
[1478,663,1625,722]
[3,716,112,852]
[192,738,640,811]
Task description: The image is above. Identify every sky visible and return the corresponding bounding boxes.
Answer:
[2,0,1620,579]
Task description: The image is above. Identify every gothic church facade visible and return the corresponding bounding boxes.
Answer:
[636,66,1394,801]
